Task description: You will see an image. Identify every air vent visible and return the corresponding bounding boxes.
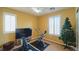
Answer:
[50,7,55,10]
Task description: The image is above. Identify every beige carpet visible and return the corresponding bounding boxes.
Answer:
[44,41,73,51]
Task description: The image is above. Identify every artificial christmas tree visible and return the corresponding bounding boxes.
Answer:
[59,17,76,48]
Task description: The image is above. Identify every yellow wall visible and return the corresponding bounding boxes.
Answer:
[0,8,38,45]
[38,8,76,45]
[0,8,4,46]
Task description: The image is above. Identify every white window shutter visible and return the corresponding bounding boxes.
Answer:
[4,13,16,33]
[48,16,60,36]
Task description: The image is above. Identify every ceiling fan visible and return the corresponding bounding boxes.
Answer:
[32,7,55,13]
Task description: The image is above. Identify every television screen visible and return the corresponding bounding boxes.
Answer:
[16,28,32,39]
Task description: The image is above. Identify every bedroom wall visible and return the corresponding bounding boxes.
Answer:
[0,8,38,46]
[0,8,4,46]
[38,8,76,45]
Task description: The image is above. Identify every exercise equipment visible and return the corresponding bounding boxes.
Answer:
[36,30,47,47]
[21,30,47,51]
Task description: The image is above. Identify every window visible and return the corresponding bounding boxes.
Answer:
[48,16,61,36]
[3,13,16,33]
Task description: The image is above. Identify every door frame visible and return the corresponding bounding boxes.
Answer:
[76,7,79,51]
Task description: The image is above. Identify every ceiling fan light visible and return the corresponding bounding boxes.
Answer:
[32,8,42,13]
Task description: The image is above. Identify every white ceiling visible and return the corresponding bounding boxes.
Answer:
[10,7,69,16]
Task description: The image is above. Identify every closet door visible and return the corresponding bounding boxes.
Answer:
[76,8,79,50]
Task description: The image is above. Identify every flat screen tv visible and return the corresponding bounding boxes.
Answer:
[16,28,32,39]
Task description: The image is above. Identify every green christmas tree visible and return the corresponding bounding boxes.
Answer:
[59,17,76,48]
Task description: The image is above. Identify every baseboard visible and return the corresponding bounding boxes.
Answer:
[45,38,64,45]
